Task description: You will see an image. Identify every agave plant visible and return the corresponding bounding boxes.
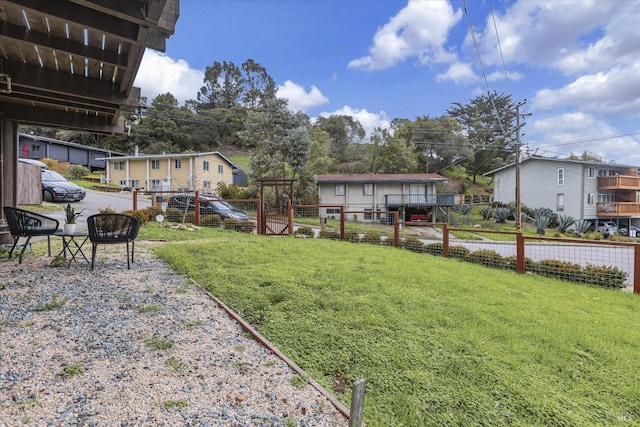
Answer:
[533,211,552,235]
[555,214,575,233]
[573,219,592,235]
[494,207,512,223]
[456,204,472,215]
[479,206,494,220]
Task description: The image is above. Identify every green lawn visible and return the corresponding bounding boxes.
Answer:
[145,226,640,426]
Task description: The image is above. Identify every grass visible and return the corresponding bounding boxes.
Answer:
[152,229,640,426]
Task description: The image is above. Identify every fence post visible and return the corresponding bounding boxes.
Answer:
[442,223,449,257]
[132,190,138,211]
[635,245,640,294]
[349,378,366,427]
[194,190,200,226]
[516,232,525,274]
[340,208,345,241]
[393,211,399,247]
[287,199,293,235]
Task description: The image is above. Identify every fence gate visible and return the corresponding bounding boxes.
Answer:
[259,179,295,235]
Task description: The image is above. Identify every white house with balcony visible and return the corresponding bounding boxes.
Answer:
[485,156,640,229]
[316,173,453,222]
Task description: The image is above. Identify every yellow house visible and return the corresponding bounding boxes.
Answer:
[99,151,237,192]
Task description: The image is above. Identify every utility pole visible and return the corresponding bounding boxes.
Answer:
[515,100,531,232]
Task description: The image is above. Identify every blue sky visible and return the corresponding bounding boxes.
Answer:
[134,0,640,165]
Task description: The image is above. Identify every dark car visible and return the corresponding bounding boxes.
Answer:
[41,169,86,202]
[167,194,249,221]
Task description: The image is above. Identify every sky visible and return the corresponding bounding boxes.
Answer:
[133,0,640,165]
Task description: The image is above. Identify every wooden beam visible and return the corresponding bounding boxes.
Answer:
[0,21,128,69]
[8,0,141,44]
[3,59,132,104]
[0,103,126,134]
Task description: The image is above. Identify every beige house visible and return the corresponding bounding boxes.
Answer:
[100,151,236,192]
[316,173,454,222]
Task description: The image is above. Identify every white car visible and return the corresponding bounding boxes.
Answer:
[597,221,617,237]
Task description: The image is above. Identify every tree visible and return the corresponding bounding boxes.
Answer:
[369,128,419,174]
[308,127,335,174]
[393,115,471,173]
[197,61,244,110]
[241,59,276,109]
[238,98,311,183]
[314,115,365,162]
[447,92,518,181]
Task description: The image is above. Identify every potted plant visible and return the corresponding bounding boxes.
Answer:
[64,203,84,234]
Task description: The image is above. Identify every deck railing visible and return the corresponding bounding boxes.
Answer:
[384,193,455,207]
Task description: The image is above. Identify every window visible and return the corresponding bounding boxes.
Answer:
[335,184,345,196]
[119,180,127,186]
[598,169,607,177]
[203,181,211,189]
[218,165,224,174]
[32,144,40,152]
[363,183,373,196]
[174,159,182,169]
[364,209,373,220]
[326,208,340,214]
[556,193,564,211]
[113,161,125,171]
[588,167,595,178]
[597,193,615,203]
[557,168,565,186]
[131,180,140,188]
[587,193,595,204]
[150,179,161,190]
[203,160,210,171]
[151,160,160,170]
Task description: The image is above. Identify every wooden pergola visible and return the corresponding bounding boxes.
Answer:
[0,0,179,227]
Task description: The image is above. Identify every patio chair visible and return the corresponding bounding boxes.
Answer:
[87,213,140,270]
[3,206,60,263]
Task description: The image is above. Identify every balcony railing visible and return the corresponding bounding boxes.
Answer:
[598,175,640,190]
[597,202,640,216]
[385,193,456,207]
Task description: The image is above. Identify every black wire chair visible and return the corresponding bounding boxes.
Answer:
[3,206,59,263]
[87,214,140,270]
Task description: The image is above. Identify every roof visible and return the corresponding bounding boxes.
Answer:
[484,156,638,176]
[19,133,125,155]
[0,0,179,134]
[98,151,238,169]
[316,173,448,184]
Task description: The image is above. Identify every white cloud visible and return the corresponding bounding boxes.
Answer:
[486,70,524,82]
[318,106,390,140]
[436,62,478,85]
[134,50,203,106]
[531,113,640,164]
[277,80,329,113]
[533,64,640,116]
[348,0,462,71]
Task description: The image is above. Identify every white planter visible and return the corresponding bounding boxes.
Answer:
[64,223,76,234]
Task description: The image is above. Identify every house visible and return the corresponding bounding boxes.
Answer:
[19,133,124,171]
[485,156,640,229]
[316,173,454,222]
[99,151,237,192]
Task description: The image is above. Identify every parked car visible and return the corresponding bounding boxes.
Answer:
[41,169,86,202]
[167,193,249,221]
[597,221,618,237]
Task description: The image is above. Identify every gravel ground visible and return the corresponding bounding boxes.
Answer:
[0,244,347,426]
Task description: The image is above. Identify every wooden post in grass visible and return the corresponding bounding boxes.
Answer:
[349,378,366,427]
[634,244,640,294]
[516,232,525,274]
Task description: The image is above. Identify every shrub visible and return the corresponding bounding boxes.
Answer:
[400,237,426,253]
[66,164,90,180]
[295,226,315,238]
[344,230,360,243]
[582,264,627,288]
[479,206,494,220]
[466,250,507,269]
[449,245,470,260]
[424,243,443,256]
[504,256,535,271]
[144,206,165,222]
[455,204,472,215]
[532,259,583,282]
[360,232,382,244]
[318,230,340,240]
[121,209,147,225]
[184,211,196,224]
[165,208,183,222]
[201,214,222,228]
